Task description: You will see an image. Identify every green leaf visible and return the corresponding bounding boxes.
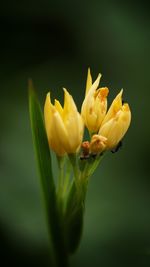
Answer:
[28,81,68,267]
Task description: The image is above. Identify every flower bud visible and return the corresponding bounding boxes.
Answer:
[81,69,109,133]
[90,134,107,154]
[99,90,131,149]
[44,89,84,156]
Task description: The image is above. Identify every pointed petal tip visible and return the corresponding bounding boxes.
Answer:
[87,68,92,78]
[63,87,68,93]
[63,88,72,100]
[122,103,130,112]
[45,92,51,104]
[95,73,102,81]
[46,92,50,98]
[120,88,123,94]
[88,67,91,73]
[118,88,123,97]
[63,87,71,96]
[85,68,93,95]
[54,98,58,105]
[93,73,102,85]
[114,89,123,102]
[96,73,102,85]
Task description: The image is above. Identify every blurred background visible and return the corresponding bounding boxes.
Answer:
[0,0,150,266]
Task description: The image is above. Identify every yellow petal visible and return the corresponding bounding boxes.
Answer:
[85,68,92,96]
[81,74,101,126]
[49,109,69,155]
[63,88,77,117]
[54,99,63,117]
[101,89,123,126]
[86,73,102,98]
[44,92,52,138]
[63,89,84,153]
[99,103,131,149]
[44,93,65,156]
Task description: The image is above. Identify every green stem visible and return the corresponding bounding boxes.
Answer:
[40,157,69,267]
[57,155,65,195]
[63,159,72,195]
[68,154,80,189]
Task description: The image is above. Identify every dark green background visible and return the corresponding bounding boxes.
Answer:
[0,1,150,266]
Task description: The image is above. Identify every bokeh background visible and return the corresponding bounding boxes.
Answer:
[0,0,150,266]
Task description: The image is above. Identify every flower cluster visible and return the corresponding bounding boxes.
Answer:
[44,69,131,157]
[29,69,132,265]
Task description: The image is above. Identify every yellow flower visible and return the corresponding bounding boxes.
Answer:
[99,90,131,149]
[81,68,109,133]
[44,88,84,156]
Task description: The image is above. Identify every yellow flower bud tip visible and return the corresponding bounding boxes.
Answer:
[85,68,102,96]
[90,134,107,154]
[86,72,101,94]
[94,87,109,101]
[99,87,109,99]
[85,68,92,96]
[63,87,78,115]
[122,103,130,112]
[54,99,63,116]
[93,73,102,90]
[114,103,131,121]
[113,89,123,113]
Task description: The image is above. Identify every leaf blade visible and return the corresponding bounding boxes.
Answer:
[28,81,68,267]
